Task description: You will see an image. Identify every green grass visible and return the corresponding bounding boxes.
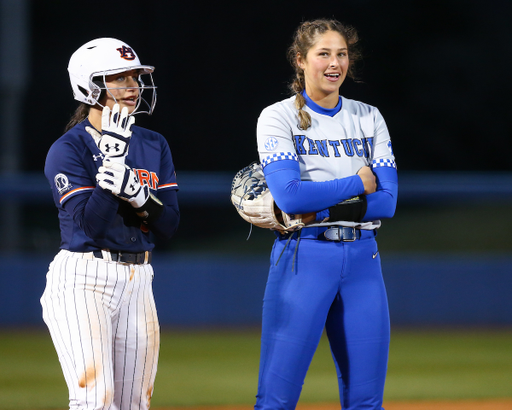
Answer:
[154,330,261,406]
[0,329,68,410]
[385,329,512,401]
[0,328,511,409]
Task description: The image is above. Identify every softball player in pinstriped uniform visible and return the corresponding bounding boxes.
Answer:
[254,20,397,409]
[41,38,179,410]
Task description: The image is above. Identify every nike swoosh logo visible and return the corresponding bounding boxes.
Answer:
[373,252,379,259]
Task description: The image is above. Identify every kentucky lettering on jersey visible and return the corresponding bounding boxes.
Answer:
[293,135,374,159]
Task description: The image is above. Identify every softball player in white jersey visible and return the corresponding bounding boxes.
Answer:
[253,19,397,409]
[41,38,180,410]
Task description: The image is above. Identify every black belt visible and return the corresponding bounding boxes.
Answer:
[279,226,375,242]
[92,250,151,264]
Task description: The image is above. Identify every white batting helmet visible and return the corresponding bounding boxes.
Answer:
[68,37,157,114]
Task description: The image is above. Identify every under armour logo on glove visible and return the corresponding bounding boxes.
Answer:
[127,181,138,195]
[103,143,120,153]
[97,104,135,164]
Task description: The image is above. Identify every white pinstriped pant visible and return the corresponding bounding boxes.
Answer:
[41,249,160,410]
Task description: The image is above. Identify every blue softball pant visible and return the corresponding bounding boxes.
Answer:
[254,228,390,410]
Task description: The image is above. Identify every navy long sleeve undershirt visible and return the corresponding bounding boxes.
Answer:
[64,186,180,241]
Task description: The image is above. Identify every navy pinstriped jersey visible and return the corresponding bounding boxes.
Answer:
[45,118,178,252]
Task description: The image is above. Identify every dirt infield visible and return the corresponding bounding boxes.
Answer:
[160,399,512,410]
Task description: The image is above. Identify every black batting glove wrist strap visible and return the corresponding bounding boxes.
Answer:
[134,193,164,224]
[329,195,367,223]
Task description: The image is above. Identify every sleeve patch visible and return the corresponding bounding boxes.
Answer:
[54,173,73,195]
[264,137,279,151]
[387,141,394,156]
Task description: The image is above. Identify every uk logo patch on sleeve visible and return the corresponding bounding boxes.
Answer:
[387,141,394,156]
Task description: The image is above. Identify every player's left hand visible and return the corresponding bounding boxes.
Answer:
[96,159,149,208]
[97,104,135,163]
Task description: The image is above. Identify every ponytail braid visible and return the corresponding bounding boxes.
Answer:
[290,71,311,130]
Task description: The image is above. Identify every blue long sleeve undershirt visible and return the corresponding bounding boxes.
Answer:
[263,159,397,221]
[364,166,398,220]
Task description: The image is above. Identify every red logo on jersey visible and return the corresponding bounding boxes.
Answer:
[133,168,159,190]
[116,45,136,61]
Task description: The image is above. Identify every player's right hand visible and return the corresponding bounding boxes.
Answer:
[357,166,377,195]
[96,159,149,208]
[97,104,135,163]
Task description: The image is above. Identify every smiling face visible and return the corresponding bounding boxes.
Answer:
[100,69,141,114]
[297,30,349,108]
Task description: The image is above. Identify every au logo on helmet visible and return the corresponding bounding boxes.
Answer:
[116,45,136,61]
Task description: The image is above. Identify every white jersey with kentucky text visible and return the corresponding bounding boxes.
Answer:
[257,95,396,182]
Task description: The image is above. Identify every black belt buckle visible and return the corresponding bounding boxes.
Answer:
[116,251,149,264]
[324,227,358,242]
[93,250,150,264]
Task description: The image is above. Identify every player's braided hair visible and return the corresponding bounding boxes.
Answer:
[287,19,361,130]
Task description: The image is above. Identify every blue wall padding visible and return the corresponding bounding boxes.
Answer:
[1,252,511,327]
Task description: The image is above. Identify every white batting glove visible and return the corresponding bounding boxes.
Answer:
[96,159,149,208]
[97,104,135,164]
